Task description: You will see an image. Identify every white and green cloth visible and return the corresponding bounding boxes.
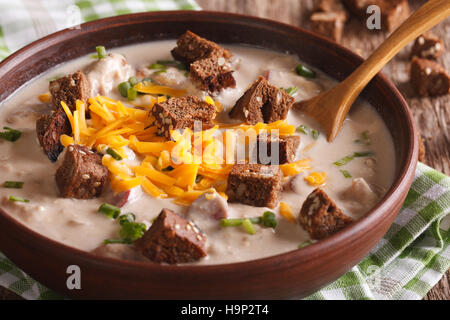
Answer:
[0,0,449,300]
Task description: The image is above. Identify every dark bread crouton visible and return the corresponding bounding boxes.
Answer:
[311,0,348,43]
[410,57,450,97]
[171,31,236,93]
[226,164,282,209]
[299,188,353,240]
[171,30,232,65]
[310,11,346,43]
[36,108,72,162]
[134,208,207,264]
[49,70,90,112]
[190,55,236,93]
[55,145,108,199]
[229,76,294,125]
[254,134,300,165]
[410,32,444,60]
[343,0,410,32]
[151,96,216,139]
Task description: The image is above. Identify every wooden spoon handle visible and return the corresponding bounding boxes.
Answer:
[339,0,450,103]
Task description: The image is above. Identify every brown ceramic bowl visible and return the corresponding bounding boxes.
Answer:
[0,11,418,299]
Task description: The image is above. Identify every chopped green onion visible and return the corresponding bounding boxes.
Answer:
[242,218,256,235]
[95,46,107,59]
[0,127,21,142]
[156,60,176,65]
[119,220,147,242]
[98,203,121,219]
[282,86,298,96]
[353,151,375,158]
[3,181,24,189]
[261,211,277,228]
[127,87,138,101]
[128,76,138,86]
[220,217,261,227]
[142,77,153,84]
[311,129,320,140]
[154,69,167,75]
[184,71,189,77]
[298,240,312,249]
[104,239,131,245]
[334,152,375,166]
[340,170,352,178]
[106,147,123,161]
[220,218,245,227]
[296,124,308,135]
[118,81,131,98]
[355,131,371,145]
[9,196,29,203]
[148,63,166,70]
[295,64,316,78]
[119,213,136,225]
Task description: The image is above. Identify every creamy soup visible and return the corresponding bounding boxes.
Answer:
[0,40,396,265]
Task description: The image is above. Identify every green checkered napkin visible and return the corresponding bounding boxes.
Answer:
[0,1,449,300]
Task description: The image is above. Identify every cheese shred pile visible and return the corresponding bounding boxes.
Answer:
[55,83,319,206]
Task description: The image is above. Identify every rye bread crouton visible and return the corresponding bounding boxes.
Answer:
[171,31,236,93]
[299,188,353,240]
[36,108,72,162]
[410,57,450,97]
[55,145,108,199]
[343,0,410,32]
[134,208,207,264]
[171,30,232,65]
[254,133,300,165]
[226,164,282,209]
[229,76,294,125]
[189,55,236,93]
[151,96,216,139]
[49,70,90,112]
[410,32,444,60]
[310,11,346,43]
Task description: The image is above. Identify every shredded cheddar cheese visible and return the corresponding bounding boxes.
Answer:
[305,171,327,186]
[279,202,297,223]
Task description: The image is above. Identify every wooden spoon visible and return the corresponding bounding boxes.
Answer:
[294,0,450,142]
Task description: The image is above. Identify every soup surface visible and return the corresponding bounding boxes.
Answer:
[0,40,396,265]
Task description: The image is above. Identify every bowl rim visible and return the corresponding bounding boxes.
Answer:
[0,10,418,276]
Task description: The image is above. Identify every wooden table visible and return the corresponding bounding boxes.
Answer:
[1,0,448,300]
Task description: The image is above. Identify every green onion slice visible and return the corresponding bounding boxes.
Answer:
[242,218,256,235]
[282,86,298,96]
[355,131,371,145]
[148,63,166,70]
[118,81,131,98]
[295,64,316,78]
[311,129,320,140]
[0,127,21,142]
[96,46,107,59]
[106,147,123,161]
[340,170,352,178]
[3,181,24,189]
[261,211,277,228]
[296,124,308,135]
[334,152,375,166]
[128,76,138,86]
[127,87,138,101]
[104,239,132,245]
[119,221,147,242]
[9,196,29,203]
[98,203,121,219]
[119,213,136,226]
